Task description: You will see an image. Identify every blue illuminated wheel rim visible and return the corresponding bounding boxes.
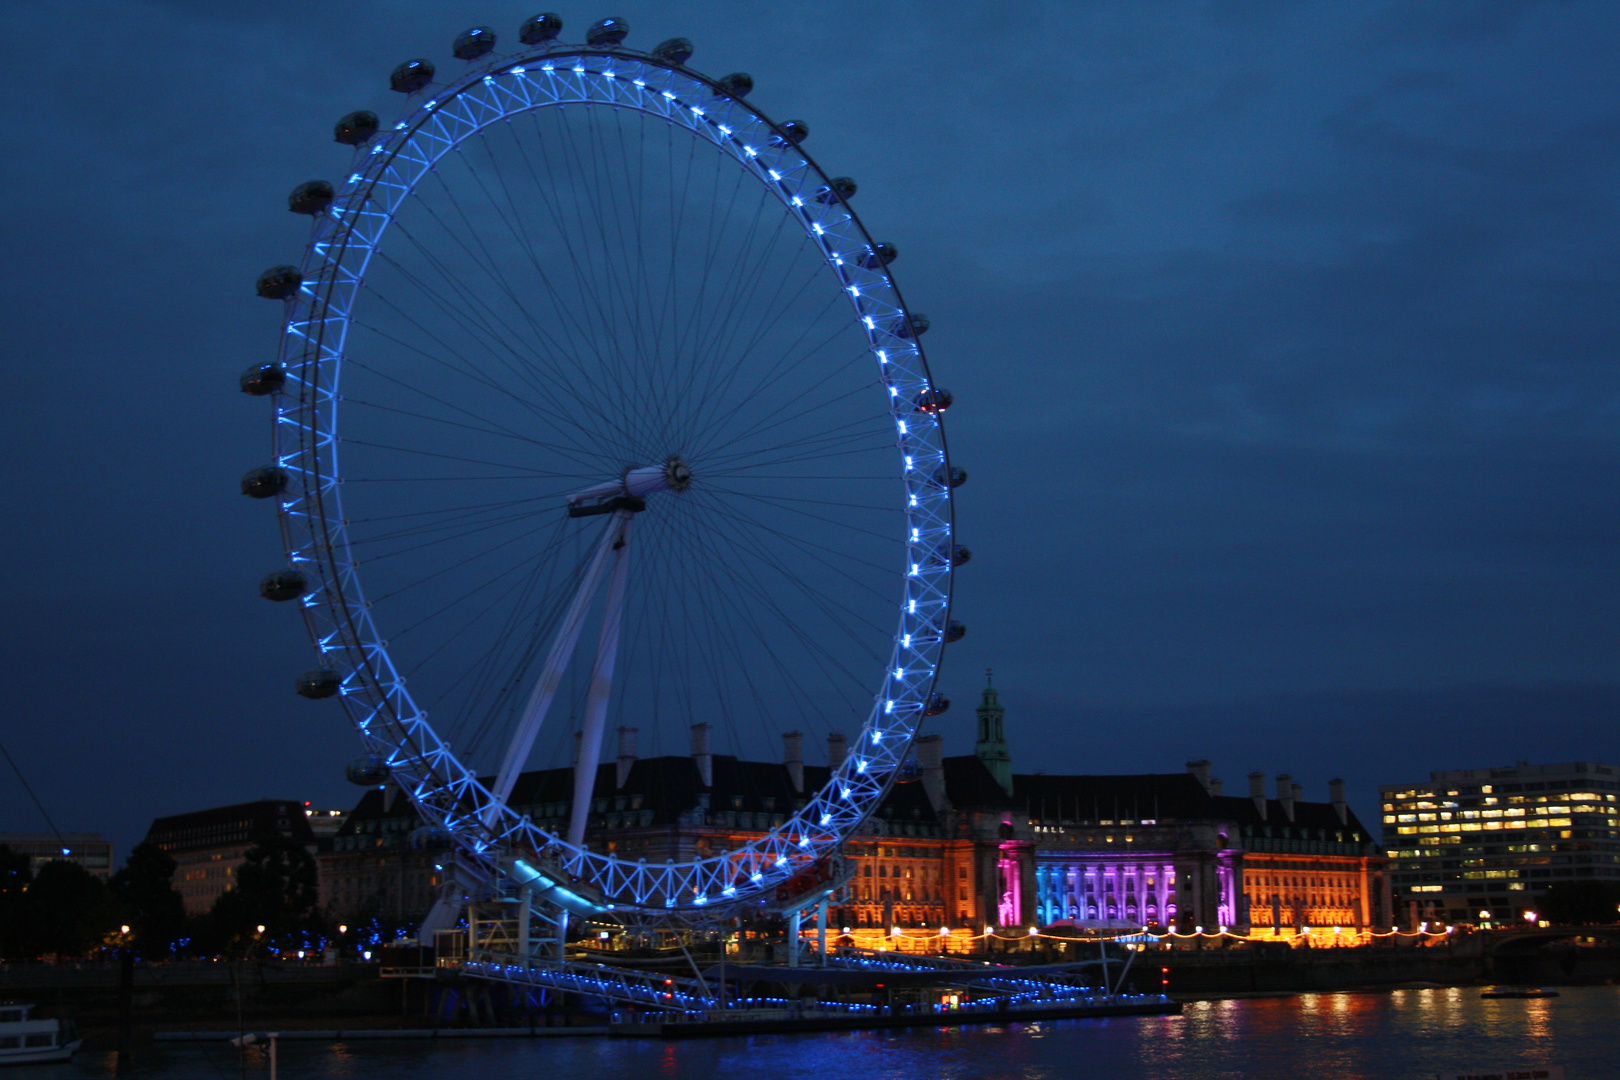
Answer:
[266,35,956,919]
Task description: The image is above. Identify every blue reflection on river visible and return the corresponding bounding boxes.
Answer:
[64,986,1618,1080]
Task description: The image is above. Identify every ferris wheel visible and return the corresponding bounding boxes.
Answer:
[242,14,964,922]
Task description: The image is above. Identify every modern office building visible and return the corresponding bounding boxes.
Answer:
[1380,761,1620,925]
[142,800,317,915]
[0,832,115,880]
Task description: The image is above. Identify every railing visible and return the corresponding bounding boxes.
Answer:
[450,950,717,1009]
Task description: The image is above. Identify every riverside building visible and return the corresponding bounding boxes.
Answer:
[1380,761,1620,926]
[317,678,1389,943]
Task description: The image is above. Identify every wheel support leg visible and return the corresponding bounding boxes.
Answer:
[568,517,633,850]
[484,510,632,826]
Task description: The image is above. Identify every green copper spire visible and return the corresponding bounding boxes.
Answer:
[975,667,1012,795]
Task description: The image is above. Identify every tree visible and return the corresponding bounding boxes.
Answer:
[0,845,32,959]
[1539,880,1620,925]
[210,835,319,948]
[109,842,186,958]
[28,859,119,959]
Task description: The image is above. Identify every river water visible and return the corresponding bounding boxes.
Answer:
[63,987,1618,1080]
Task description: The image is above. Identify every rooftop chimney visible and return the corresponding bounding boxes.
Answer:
[1249,771,1267,820]
[1277,774,1295,822]
[691,723,713,788]
[1292,782,1304,810]
[1209,776,1223,796]
[783,730,804,793]
[616,726,637,790]
[828,732,848,771]
[1329,777,1347,824]
[916,734,946,813]
[1186,760,1212,793]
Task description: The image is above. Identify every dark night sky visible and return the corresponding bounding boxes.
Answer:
[2,1,1616,860]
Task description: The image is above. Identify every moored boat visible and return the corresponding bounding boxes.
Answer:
[0,1003,80,1065]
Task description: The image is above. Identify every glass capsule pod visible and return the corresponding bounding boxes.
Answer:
[925,692,951,716]
[259,568,309,602]
[333,110,379,145]
[717,72,753,97]
[239,363,285,396]
[943,620,966,643]
[859,242,897,269]
[256,265,302,300]
[653,37,693,64]
[453,26,496,60]
[287,179,333,215]
[390,59,435,93]
[931,465,967,489]
[814,176,857,205]
[771,119,810,146]
[519,13,563,44]
[914,387,952,413]
[896,312,929,339]
[345,754,391,786]
[586,17,629,46]
[240,466,290,499]
[296,668,342,699]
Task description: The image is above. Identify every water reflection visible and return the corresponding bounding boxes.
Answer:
[64,987,1620,1080]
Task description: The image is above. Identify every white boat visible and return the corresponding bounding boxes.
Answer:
[0,1003,80,1065]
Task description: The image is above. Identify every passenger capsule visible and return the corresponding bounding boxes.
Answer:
[914,387,952,413]
[453,26,497,60]
[944,620,966,643]
[287,179,333,215]
[259,568,310,602]
[814,176,857,205]
[346,754,391,786]
[930,542,971,568]
[924,692,951,716]
[859,242,897,269]
[716,72,753,97]
[390,58,435,93]
[897,312,930,339]
[296,668,342,699]
[777,119,810,144]
[931,465,967,489]
[256,265,302,300]
[519,13,563,44]
[239,363,286,396]
[333,110,379,145]
[653,37,693,64]
[240,466,290,500]
[586,17,629,46]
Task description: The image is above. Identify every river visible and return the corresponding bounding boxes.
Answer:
[63,986,1618,1080]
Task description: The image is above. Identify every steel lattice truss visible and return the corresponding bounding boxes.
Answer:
[269,40,954,921]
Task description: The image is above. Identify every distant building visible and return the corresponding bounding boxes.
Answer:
[303,807,349,840]
[0,832,114,881]
[1380,761,1620,925]
[142,800,317,915]
[316,677,1389,940]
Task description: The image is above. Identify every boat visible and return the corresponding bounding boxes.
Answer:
[1480,986,1561,999]
[0,1003,80,1065]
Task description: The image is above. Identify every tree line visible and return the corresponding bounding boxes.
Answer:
[0,835,324,961]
